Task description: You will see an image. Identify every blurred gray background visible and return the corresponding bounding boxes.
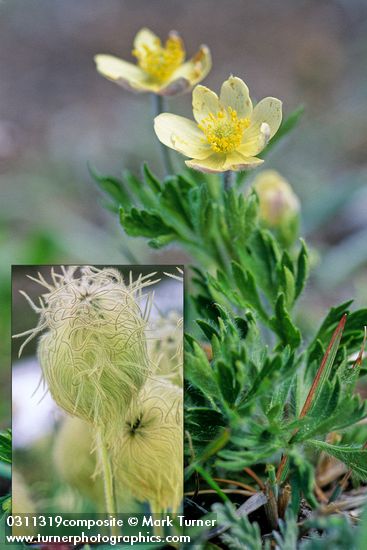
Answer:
[1,0,367,424]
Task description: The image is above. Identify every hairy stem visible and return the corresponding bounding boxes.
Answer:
[222,170,235,192]
[97,429,118,536]
[152,94,174,176]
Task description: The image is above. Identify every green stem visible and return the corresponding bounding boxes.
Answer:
[152,94,174,176]
[222,170,235,192]
[97,429,119,536]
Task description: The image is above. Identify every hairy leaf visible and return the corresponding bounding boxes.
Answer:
[306,440,367,480]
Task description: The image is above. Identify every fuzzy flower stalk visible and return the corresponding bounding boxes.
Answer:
[114,377,183,515]
[14,266,158,522]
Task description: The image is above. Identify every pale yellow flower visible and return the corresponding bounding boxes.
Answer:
[252,170,300,226]
[154,76,282,173]
[94,28,211,96]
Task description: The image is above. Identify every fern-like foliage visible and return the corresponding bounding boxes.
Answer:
[91,104,367,546]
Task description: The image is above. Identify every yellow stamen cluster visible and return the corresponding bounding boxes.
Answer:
[199,107,250,153]
[132,36,185,83]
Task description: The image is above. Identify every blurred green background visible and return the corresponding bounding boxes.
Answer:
[1,0,367,427]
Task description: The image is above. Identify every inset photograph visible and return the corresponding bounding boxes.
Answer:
[12,265,183,519]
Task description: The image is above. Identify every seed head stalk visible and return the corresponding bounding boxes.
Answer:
[152,94,174,176]
[97,429,119,536]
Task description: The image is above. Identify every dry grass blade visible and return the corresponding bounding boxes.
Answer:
[244,467,266,491]
[214,477,258,494]
[277,314,348,482]
[204,492,268,541]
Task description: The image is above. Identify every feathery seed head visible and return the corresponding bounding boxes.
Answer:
[114,377,183,513]
[15,266,158,437]
[149,311,183,386]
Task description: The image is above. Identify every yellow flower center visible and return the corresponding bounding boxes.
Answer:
[132,36,185,83]
[198,107,250,153]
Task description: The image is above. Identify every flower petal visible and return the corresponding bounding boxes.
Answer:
[158,77,192,96]
[154,113,210,158]
[224,152,264,171]
[192,85,220,123]
[249,97,282,139]
[170,45,212,87]
[219,76,252,118]
[239,122,270,156]
[94,54,156,92]
[185,153,226,173]
[134,28,160,50]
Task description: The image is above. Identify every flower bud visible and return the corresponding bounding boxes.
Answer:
[114,377,183,513]
[16,267,155,438]
[253,170,300,243]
